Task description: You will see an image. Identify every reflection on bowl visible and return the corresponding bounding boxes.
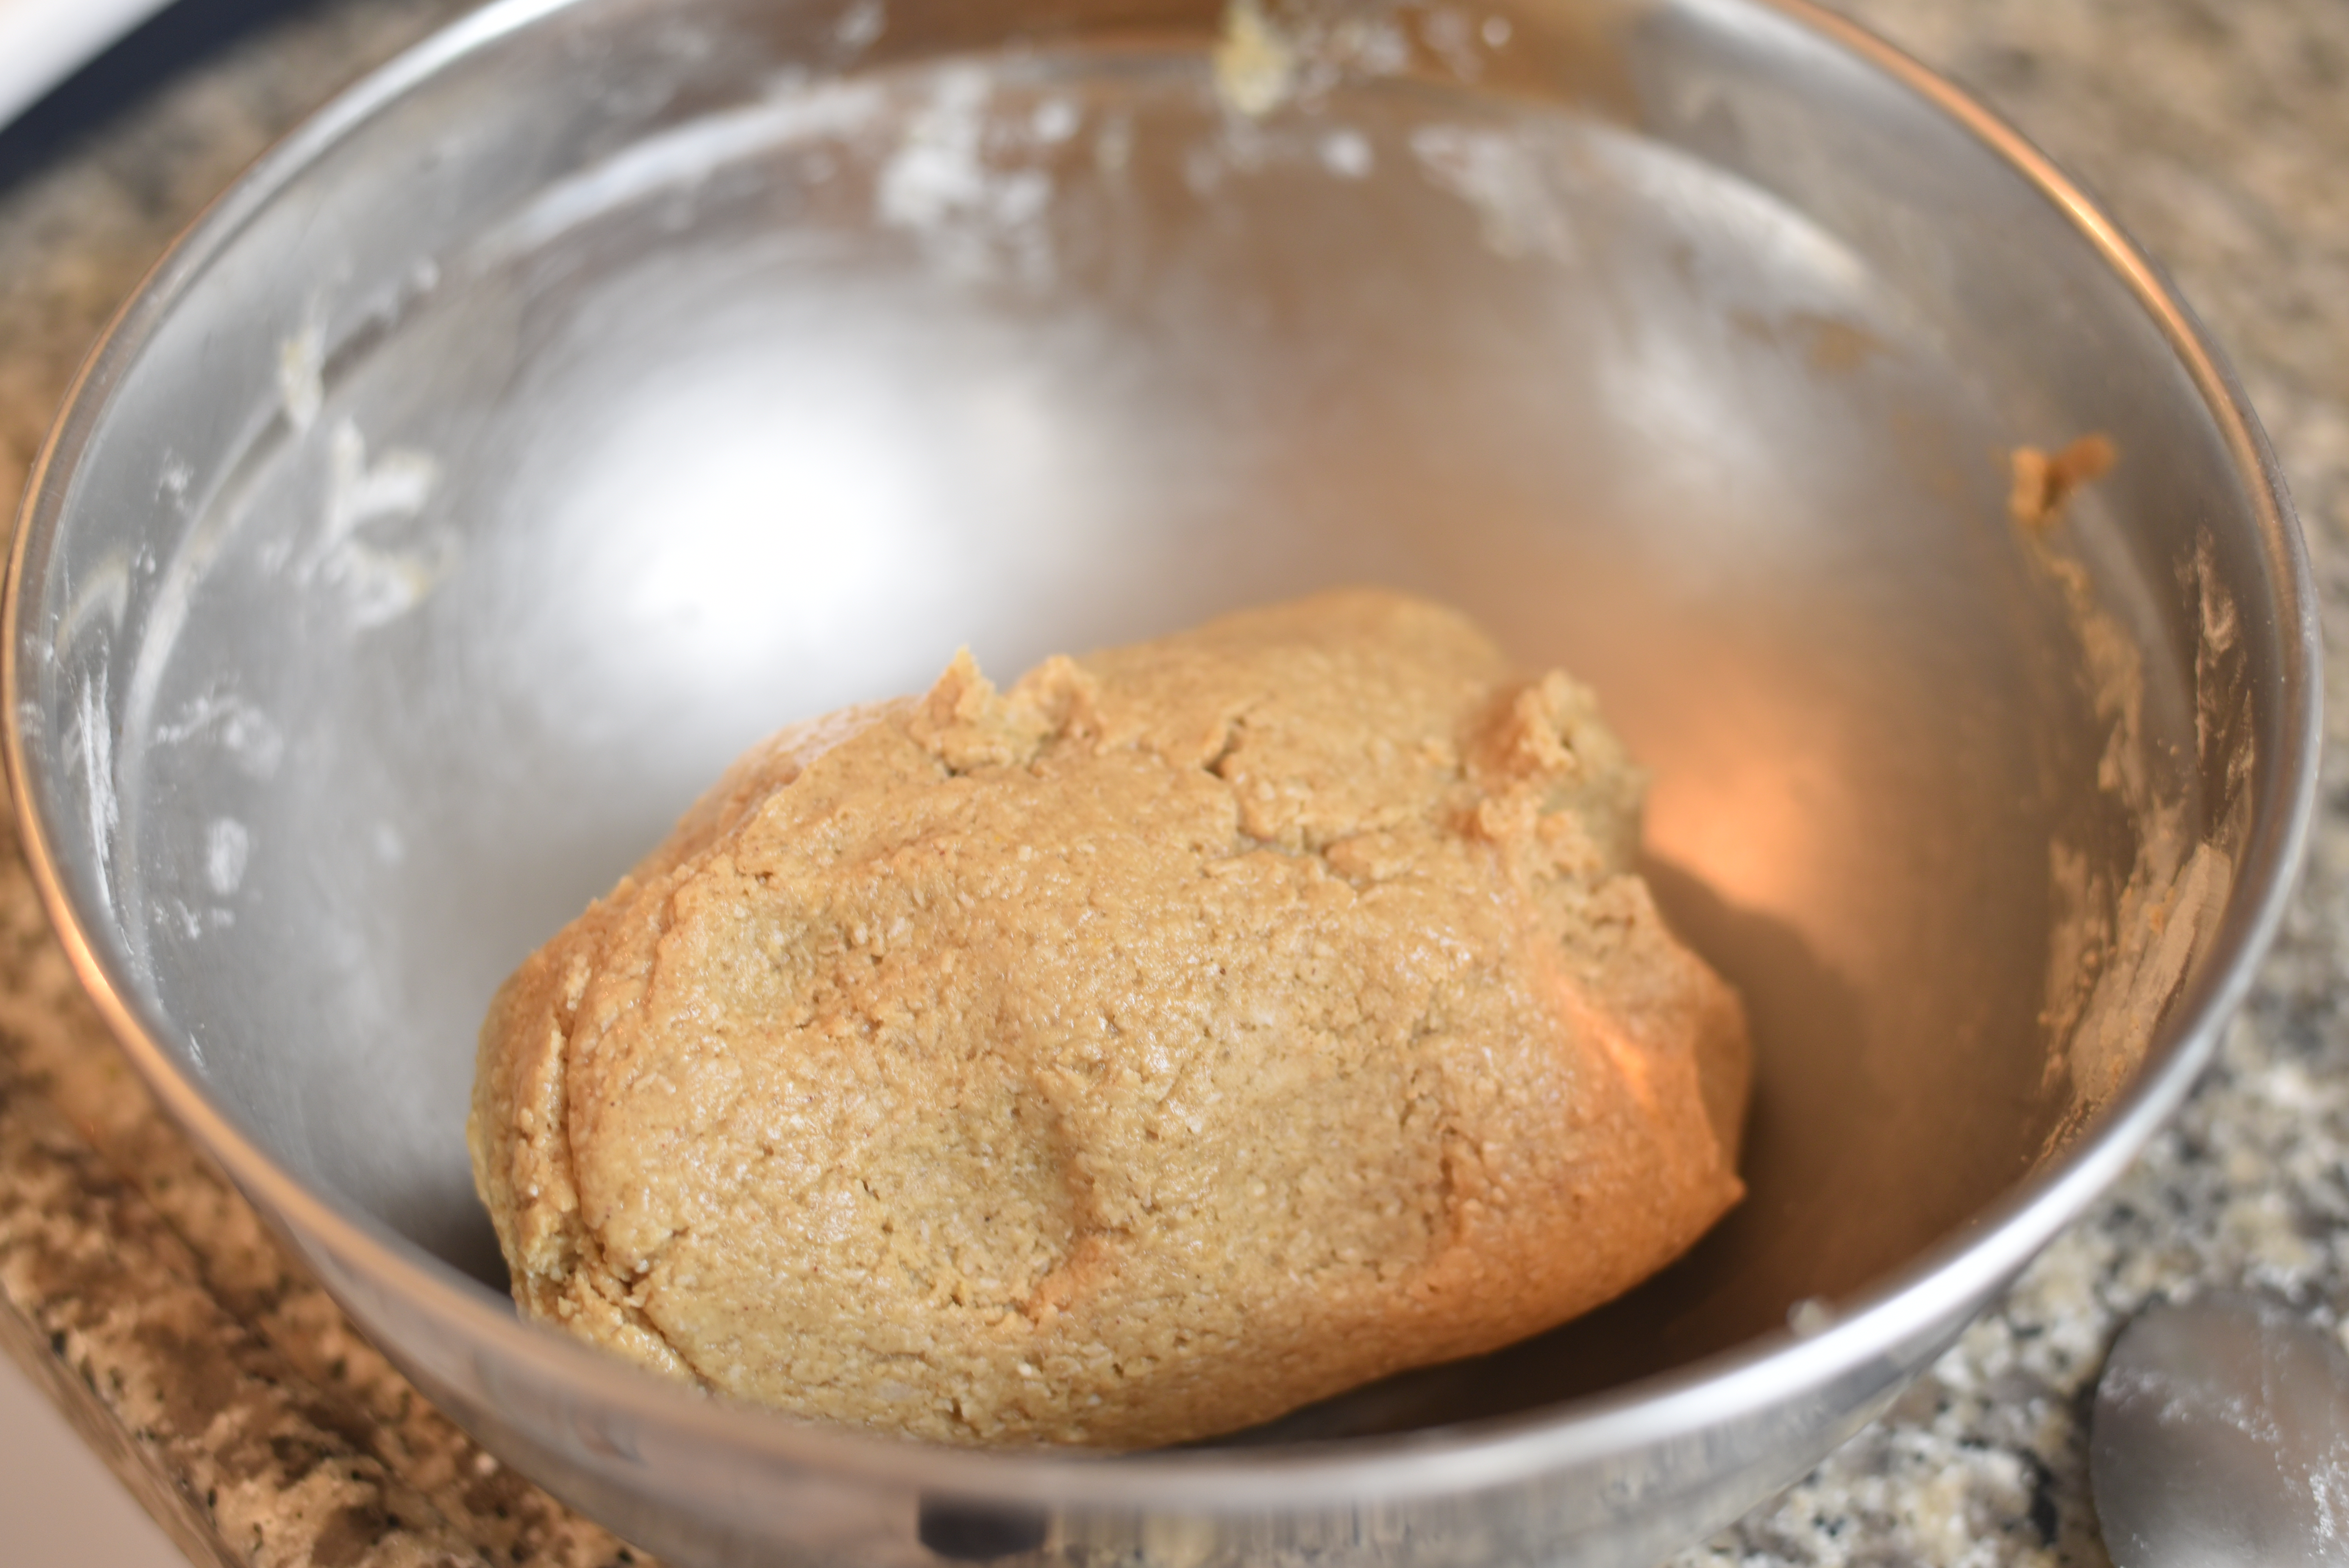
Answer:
[2,0,2316,1564]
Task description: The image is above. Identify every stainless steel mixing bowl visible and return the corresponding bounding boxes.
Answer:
[1,0,2319,1563]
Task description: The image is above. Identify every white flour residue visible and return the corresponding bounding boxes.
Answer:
[1331,13,1413,76]
[1409,123,1577,262]
[168,900,232,940]
[1030,97,1080,146]
[66,666,118,905]
[1419,8,1487,80]
[157,454,194,509]
[1215,0,1297,117]
[490,82,891,261]
[1295,9,1414,96]
[59,548,130,647]
[151,689,286,781]
[1787,1297,1835,1338]
[834,0,884,53]
[303,420,455,629]
[1319,127,1374,179]
[2317,1464,2349,1555]
[1416,6,1524,80]
[277,314,325,434]
[877,65,1057,286]
[204,818,251,898]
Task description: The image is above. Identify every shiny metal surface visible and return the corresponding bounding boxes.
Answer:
[2092,1292,2349,1568]
[0,0,2318,1564]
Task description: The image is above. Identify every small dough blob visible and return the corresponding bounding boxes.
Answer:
[469,588,1749,1449]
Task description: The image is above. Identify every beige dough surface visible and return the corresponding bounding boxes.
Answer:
[469,588,1750,1449]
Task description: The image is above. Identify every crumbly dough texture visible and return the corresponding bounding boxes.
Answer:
[470,589,1750,1449]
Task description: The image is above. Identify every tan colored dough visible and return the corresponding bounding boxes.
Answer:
[469,588,1749,1449]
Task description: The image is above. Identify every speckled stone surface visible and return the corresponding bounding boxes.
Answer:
[0,1,2341,1565]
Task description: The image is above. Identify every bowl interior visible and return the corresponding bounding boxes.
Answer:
[18,0,2263,1443]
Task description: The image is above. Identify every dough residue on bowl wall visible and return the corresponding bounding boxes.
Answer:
[2024,443,2247,1146]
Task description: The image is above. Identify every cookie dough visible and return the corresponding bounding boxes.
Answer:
[469,588,1750,1449]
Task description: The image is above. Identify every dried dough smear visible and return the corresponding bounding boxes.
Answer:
[469,588,1750,1449]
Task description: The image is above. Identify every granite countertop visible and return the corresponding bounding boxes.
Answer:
[0,0,2342,1564]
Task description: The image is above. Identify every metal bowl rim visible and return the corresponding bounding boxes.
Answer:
[0,0,2321,1513]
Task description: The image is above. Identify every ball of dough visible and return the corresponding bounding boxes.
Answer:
[469,588,1748,1449]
